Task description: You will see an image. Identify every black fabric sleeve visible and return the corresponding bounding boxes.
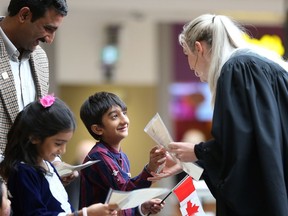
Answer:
[202,52,288,215]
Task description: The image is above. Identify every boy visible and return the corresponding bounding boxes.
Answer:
[79,91,166,215]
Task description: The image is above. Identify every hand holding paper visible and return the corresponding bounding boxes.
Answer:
[55,160,100,177]
[105,187,169,210]
[144,113,204,181]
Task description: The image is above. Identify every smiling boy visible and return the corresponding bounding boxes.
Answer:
[79,91,166,215]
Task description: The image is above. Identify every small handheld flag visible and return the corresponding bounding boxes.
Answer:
[173,175,206,216]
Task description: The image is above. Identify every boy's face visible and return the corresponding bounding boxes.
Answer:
[99,105,129,145]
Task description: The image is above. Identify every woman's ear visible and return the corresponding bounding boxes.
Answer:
[91,124,103,136]
[194,41,203,54]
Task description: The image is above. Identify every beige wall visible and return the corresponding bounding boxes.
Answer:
[56,11,158,85]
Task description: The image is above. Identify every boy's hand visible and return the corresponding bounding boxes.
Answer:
[140,198,165,215]
[147,146,166,173]
[147,152,182,182]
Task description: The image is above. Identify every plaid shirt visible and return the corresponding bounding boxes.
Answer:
[80,142,152,216]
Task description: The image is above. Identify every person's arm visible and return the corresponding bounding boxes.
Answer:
[79,151,116,207]
[122,154,153,190]
[8,163,68,215]
[97,151,153,191]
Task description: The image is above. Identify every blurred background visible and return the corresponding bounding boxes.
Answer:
[1,0,286,215]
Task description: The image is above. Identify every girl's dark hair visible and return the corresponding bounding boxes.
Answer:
[8,0,68,22]
[80,91,127,140]
[0,97,76,180]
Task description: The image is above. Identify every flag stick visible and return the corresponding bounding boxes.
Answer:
[147,191,172,216]
[147,174,189,216]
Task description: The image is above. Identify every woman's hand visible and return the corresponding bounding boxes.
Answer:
[168,142,198,162]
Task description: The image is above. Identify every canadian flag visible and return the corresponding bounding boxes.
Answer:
[173,175,206,216]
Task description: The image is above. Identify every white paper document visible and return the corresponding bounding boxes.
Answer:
[144,113,204,181]
[105,187,169,210]
[55,160,100,177]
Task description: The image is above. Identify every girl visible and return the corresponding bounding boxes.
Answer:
[0,95,117,216]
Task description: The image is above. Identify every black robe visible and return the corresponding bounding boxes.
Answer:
[195,49,288,216]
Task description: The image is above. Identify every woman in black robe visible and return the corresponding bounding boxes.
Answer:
[151,14,288,216]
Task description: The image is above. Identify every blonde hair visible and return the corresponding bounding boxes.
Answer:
[179,14,247,105]
[179,14,288,105]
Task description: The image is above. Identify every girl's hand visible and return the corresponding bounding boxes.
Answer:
[87,203,118,216]
[60,170,79,186]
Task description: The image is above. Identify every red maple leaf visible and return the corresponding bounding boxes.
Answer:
[185,200,199,216]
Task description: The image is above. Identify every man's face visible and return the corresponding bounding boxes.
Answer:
[18,8,64,52]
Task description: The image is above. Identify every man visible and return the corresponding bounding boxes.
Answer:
[0,0,68,153]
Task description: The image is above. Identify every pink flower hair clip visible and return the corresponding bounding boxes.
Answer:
[40,94,55,108]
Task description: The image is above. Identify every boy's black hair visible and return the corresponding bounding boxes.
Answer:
[80,91,127,140]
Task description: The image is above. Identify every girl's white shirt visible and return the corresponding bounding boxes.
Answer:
[44,161,72,216]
